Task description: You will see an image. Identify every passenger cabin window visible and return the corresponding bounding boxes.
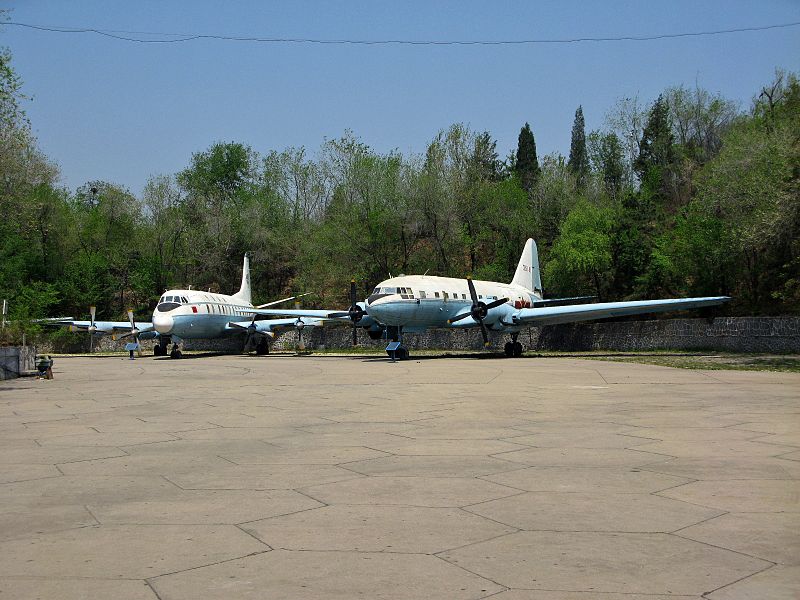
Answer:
[419,291,426,299]
[434,292,440,298]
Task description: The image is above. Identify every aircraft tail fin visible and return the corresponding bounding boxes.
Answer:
[510,238,543,295]
[234,253,252,304]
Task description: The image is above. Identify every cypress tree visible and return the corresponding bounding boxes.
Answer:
[515,122,540,194]
[634,94,675,181]
[568,106,589,185]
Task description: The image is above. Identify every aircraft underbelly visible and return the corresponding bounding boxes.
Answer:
[370,300,466,328]
[170,315,235,339]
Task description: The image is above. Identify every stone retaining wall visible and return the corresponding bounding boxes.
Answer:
[531,316,800,353]
[274,317,800,354]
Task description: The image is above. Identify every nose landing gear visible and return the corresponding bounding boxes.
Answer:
[385,326,409,360]
[154,337,170,357]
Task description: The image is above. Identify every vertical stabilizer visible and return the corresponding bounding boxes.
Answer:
[510,238,543,295]
[234,253,252,304]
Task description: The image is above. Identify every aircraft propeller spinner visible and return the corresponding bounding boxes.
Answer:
[447,277,508,347]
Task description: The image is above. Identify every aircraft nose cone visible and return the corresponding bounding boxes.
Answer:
[153,313,173,334]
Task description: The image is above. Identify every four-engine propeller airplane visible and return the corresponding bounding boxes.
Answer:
[247,238,730,360]
[47,255,317,358]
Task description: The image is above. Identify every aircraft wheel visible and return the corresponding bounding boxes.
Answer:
[170,348,182,359]
[513,342,523,357]
[504,342,514,357]
[255,340,269,355]
[397,347,409,360]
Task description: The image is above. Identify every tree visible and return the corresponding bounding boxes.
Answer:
[634,95,676,200]
[568,106,589,185]
[665,84,739,164]
[691,72,800,311]
[514,122,540,194]
[588,131,625,198]
[544,201,614,298]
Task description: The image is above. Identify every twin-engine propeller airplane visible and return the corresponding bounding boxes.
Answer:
[247,238,730,360]
[47,255,317,358]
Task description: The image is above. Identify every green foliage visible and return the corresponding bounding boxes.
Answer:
[545,201,614,298]
[588,131,625,198]
[11,281,59,319]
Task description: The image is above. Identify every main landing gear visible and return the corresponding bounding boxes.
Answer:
[255,338,270,355]
[154,337,182,359]
[504,333,523,358]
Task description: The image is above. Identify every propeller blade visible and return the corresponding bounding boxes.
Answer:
[467,277,478,304]
[479,322,490,347]
[89,305,96,328]
[327,312,351,318]
[484,297,509,310]
[352,324,358,346]
[350,279,357,309]
[244,312,258,352]
[448,312,473,324]
[127,309,135,330]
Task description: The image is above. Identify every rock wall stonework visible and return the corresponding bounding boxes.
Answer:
[531,317,800,353]
[34,317,800,354]
[274,317,800,354]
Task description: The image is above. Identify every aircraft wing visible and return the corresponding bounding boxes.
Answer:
[227,317,324,333]
[244,308,349,320]
[43,319,155,335]
[509,296,730,327]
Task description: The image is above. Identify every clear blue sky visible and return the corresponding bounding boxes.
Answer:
[3,1,799,196]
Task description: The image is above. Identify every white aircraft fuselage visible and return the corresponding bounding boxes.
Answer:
[152,290,254,339]
[365,275,538,331]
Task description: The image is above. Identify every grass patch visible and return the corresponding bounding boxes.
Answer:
[585,352,800,373]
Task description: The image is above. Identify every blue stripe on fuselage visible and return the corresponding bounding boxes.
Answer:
[367,299,472,327]
[168,314,240,339]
